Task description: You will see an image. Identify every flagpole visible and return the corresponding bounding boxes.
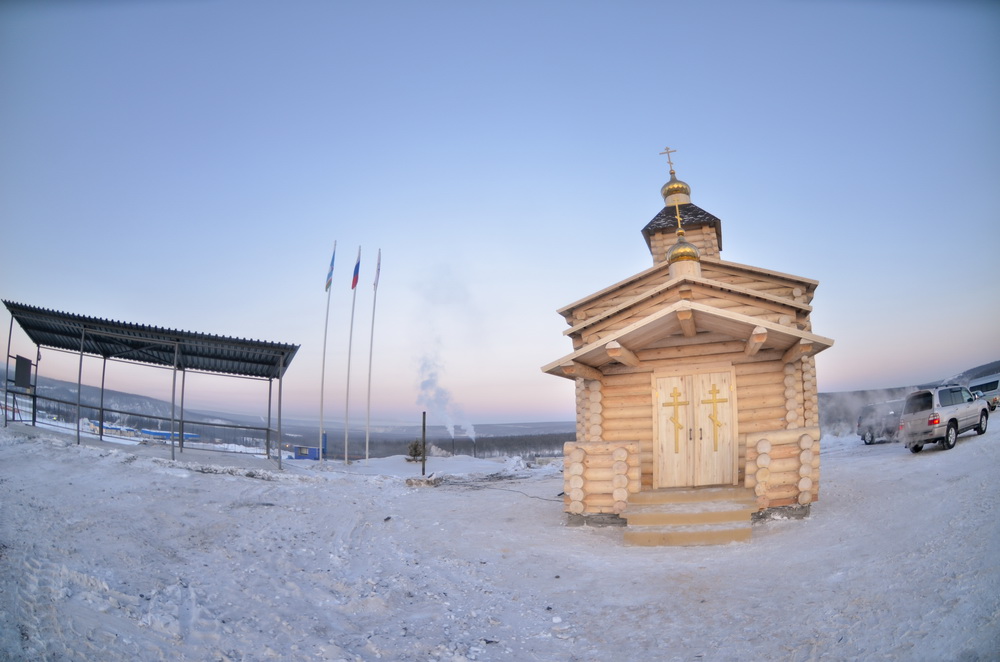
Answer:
[319,241,336,463]
[365,249,381,464]
[344,246,361,464]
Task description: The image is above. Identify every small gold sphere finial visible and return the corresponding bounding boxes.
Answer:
[659,146,691,204]
[667,235,700,264]
[661,172,691,201]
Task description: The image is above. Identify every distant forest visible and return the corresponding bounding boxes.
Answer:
[367,432,569,460]
[8,358,999,455]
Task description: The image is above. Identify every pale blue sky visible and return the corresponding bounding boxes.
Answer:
[2,0,998,426]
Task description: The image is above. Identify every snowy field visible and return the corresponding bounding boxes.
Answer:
[0,421,997,661]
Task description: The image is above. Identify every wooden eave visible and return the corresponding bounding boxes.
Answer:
[562,274,812,339]
[701,256,818,290]
[557,255,818,324]
[542,300,833,380]
[556,261,664,319]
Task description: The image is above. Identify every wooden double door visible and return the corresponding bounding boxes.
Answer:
[653,370,737,488]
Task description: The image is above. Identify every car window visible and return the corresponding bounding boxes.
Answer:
[938,390,953,407]
[961,388,974,403]
[904,393,932,413]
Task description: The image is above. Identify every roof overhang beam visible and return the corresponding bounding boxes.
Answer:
[677,309,697,337]
[744,326,768,357]
[560,361,603,381]
[605,340,641,367]
[783,339,814,363]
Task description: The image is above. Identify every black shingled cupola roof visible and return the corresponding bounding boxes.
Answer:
[641,203,723,252]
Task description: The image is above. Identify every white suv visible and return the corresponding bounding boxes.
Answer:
[898,385,989,453]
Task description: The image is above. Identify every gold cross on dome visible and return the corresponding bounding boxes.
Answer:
[659,146,677,170]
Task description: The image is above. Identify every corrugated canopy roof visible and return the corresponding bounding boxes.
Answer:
[4,301,299,379]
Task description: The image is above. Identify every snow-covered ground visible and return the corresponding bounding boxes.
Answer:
[1,421,997,661]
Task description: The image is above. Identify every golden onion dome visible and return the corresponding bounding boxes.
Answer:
[666,234,700,264]
[660,170,691,202]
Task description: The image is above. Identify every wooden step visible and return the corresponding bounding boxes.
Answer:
[624,523,752,547]
[624,503,756,527]
[628,486,755,505]
[623,487,756,546]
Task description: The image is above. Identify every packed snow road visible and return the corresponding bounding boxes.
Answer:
[0,422,997,661]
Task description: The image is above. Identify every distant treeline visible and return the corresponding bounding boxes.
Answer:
[337,432,572,461]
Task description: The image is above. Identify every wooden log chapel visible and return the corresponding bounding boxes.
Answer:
[542,149,834,545]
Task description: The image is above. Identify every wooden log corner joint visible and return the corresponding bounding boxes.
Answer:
[543,153,834,543]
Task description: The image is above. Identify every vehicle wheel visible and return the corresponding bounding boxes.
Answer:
[910,444,923,454]
[941,423,958,450]
[862,430,874,445]
[976,412,988,435]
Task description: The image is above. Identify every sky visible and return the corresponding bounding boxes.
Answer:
[1,0,998,426]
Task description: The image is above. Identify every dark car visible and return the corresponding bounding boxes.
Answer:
[857,400,904,445]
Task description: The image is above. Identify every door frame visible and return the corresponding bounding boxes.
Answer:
[651,362,739,488]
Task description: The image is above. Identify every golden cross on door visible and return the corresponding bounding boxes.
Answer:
[701,383,729,452]
[661,386,689,453]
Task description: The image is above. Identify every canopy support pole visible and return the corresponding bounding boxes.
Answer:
[278,352,285,471]
[3,315,12,428]
[76,328,85,445]
[170,344,178,461]
[31,347,39,427]
[99,357,107,440]
[266,378,273,459]
[277,369,283,471]
[179,368,187,451]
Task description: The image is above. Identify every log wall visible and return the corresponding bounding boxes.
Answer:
[568,353,824,511]
[563,441,641,515]
[649,225,720,264]
[743,427,821,509]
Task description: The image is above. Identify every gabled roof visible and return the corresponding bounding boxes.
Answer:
[542,300,833,380]
[641,203,723,251]
[557,255,818,321]
[562,273,813,339]
[4,301,298,379]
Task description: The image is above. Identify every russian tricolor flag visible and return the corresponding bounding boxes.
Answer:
[324,241,336,292]
[351,247,361,290]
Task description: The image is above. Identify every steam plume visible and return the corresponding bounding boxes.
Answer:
[416,350,475,442]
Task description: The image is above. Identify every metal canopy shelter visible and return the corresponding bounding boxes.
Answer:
[3,300,299,467]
